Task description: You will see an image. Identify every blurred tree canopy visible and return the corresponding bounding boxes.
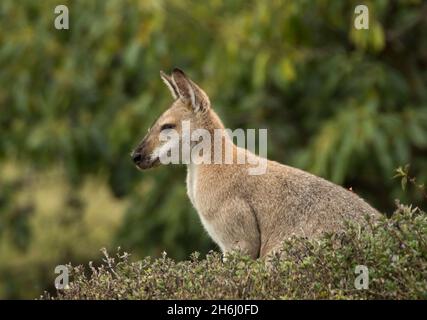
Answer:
[0,0,427,298]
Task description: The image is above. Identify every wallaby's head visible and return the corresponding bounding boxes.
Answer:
[131,68,211,169]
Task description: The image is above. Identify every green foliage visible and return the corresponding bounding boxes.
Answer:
[45,204,427,300]
[0,163,127,299]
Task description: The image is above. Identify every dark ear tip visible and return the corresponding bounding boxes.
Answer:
[172,67,185,75]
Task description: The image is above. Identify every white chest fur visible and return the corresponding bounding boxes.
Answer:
[185,164,224,250]
[186,164,198,209]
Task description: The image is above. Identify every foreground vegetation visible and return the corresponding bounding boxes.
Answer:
[45,203,426,300]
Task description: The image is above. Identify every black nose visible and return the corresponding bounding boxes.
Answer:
[132,153,142,163]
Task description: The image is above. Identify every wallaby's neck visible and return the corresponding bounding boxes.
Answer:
[204,108,225,132]
[187,108,237,167]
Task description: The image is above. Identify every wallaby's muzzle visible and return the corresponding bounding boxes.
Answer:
[131,144,160,170]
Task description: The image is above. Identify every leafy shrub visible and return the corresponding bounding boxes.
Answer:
[45,203,427,300]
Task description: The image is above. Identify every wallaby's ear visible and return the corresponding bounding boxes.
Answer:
[160,70,179,100]
[171,68,210,113]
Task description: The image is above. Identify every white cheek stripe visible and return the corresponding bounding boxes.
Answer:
[151,138,180,162]
[151,143,168,161]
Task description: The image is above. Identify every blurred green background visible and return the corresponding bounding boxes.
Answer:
[1,0,426,299]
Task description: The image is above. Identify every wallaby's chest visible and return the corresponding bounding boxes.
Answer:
[186,164,198,209]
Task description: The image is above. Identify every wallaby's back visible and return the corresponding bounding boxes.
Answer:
[229,155,380,256]
[195,144,380,258]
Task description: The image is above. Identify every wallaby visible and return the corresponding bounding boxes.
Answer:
[131,68,380,259]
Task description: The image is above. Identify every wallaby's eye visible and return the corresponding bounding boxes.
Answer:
[160,123,176,131]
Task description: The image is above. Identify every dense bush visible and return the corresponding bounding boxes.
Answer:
[46,203,427,300]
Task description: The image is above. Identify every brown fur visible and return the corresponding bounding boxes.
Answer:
[131,68,380,258]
